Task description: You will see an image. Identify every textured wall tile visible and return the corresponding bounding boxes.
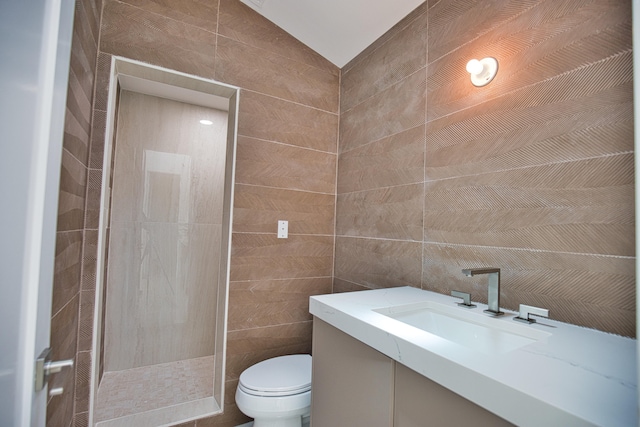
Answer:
[425,103,634,180]
[52,230,83,315]
[334,236,422,289]
[338,125,425,194]
[81,230,98,291]
[100,0,216,78]
[340,70,426,153]
[57,149,87,232]
[233,184,335,235]
[342,1,429,74]
[74,411,89,427]
[428,0,542,62]
[230,234,333,281]
[237,90,338,153]
[89,109,106,170]
[77,290,95,352]
[228,278,332,330]
[118,0,219,32]
[216,36,338,112]
[218,0,336,75]
[48,294,79,426]
[235,136,337,193]
[427,1,632,120]
[422,243,635,336]
[71,0,99,100]
[424,154,635,256]
[337,183,424,241]
[333,278,372,293]
[225,321,313,381]
[93,53,112,113]
[338,0,634,337]
[341,10,428,112]
[74,351,92,414]
[63,74,91,167]
[84,168,103,230]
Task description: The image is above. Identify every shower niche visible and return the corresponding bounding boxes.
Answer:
[90,57,238,426]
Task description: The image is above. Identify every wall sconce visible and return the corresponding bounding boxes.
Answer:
[466,57,498,87]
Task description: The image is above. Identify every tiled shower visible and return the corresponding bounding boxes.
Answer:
[92,90,228,425]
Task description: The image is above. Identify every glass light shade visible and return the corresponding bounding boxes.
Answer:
[466,59,483,75]
[467,57,498,87]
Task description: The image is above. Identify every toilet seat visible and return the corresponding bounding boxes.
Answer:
[238,354,312,397]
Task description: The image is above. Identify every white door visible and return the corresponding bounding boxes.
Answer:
[0,0,75,425]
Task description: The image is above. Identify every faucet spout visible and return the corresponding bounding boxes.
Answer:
[461,268,503,316]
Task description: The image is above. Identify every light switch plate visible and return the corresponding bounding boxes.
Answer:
[278,220,288,238]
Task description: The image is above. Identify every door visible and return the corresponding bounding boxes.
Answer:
[0,0,75,425]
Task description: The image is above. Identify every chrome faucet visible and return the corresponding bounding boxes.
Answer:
[461,268,503,316]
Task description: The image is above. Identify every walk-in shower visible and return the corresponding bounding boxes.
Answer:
[89,58,238,426]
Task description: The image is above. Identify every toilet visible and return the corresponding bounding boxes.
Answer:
[235,354,312,427]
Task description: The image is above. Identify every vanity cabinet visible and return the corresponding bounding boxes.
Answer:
[311,318,513,427]
[311,317,395,426]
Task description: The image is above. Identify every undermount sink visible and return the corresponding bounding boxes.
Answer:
[374,301,551,355]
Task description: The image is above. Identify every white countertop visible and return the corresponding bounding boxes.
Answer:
[309,287,637,427]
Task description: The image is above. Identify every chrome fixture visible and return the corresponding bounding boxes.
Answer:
[35,347,74,395]
[461,268,503,316]
[515,304,549,324]
[451,290,476,308]
[466,57,498,87]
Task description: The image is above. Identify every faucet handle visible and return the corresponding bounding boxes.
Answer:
[514,304,549,324]
[451,290,476,308]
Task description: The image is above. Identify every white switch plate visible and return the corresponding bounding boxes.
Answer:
[277,220,288,238]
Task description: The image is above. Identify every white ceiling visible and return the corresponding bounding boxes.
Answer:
[239,0,427,68]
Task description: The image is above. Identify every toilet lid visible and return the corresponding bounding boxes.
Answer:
[239,354,312,397]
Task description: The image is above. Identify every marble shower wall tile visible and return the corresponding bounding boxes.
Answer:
[104,222,220,370]
[104,91,226,371]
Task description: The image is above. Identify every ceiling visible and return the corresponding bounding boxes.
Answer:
[238,0,427,68]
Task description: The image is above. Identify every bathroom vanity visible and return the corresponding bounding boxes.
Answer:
[309,287,637,427]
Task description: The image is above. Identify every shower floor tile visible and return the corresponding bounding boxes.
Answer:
[94,356,214,423]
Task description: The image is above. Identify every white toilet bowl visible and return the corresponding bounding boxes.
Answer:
[235,354,312,427]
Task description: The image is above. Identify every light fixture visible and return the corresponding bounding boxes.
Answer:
[199,119,213,125]
[466,57,498,87]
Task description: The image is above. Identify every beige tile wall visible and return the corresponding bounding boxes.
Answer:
[103,91,226,371]
[49,0,102,426]
[77,0,339,425]
[336,0,635,337]
[53,0,635,426]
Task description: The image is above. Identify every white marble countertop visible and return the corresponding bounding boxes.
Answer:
[309,287,637,427]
